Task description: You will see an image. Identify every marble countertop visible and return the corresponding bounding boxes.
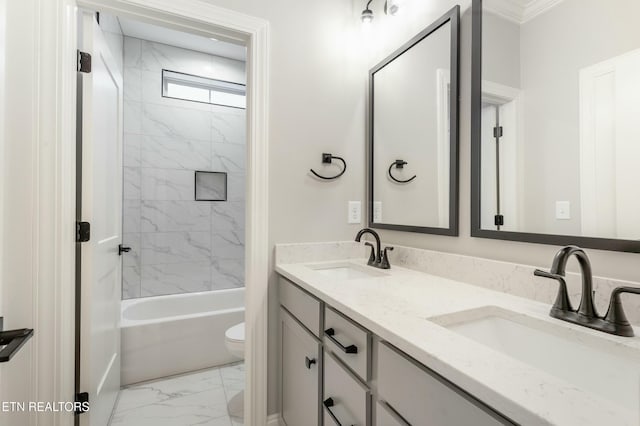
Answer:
[276,258,640,426]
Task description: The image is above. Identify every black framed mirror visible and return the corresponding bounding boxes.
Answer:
[368,6,460,236]
[471,0,640,252]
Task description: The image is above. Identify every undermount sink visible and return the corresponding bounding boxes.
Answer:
[431,306,640,412]
[306,262,387,280]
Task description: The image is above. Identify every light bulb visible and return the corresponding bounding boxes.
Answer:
[361,8,374,24]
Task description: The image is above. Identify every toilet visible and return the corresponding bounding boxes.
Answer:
[225,322,245,418]
[225,322,245,359]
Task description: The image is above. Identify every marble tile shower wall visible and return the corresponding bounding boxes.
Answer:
[122,37,246,298]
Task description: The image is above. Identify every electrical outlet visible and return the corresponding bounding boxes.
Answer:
[348,201,361,224]
[556,201,571,220]
[373,201,383,222]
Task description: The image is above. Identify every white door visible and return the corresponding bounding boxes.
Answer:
[77,11,123,426]
[580,48,640,239]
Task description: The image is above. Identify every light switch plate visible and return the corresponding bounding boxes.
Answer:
[556,201,571,220]
[348,201,361,224]
[373,201,383,222]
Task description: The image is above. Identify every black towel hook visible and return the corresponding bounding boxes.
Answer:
[388,159,417,183]
[310,153,347,180]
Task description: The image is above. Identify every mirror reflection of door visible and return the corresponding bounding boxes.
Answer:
[480,0,640,240]
[579,49,640,239]
[480,83,520,232]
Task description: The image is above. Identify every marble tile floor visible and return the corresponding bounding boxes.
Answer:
[109,362,245,426]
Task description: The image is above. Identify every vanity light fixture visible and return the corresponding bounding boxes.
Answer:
[361,0,374,23]
[384,0,400,15]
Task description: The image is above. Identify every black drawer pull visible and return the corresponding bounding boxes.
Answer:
[323,397,354,426]
[324,328,358,354]
[305,356,316,369]
[0,328,34,363]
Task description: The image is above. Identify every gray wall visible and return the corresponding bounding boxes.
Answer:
[122,36,246,298]
[197,0,640,415]
[482,11,520,89]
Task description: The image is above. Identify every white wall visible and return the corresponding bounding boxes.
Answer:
[1,1,39,423]
[122,36,246,298]
[194,0,640,415]
[482,11,520,89]
[1,0,76,424]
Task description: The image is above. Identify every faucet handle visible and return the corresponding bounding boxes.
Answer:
[379,246,394,269]
[603,286,640,337]
[364,242,376,266]
[534,269,573,313]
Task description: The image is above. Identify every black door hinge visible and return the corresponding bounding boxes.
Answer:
[493,126,503,138]
[494,215,504,226]
[75,392,89,414]
[76,222,90,242]
[77,50,91,73]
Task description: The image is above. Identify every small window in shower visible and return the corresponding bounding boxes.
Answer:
[162,69,246,109]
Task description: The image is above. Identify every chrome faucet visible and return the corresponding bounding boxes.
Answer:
[535,245,640,337]
[355,228,393,269]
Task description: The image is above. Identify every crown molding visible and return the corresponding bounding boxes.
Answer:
[484,0,564,24]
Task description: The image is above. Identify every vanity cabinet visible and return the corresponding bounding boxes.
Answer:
[323,350,370,426]
[324,307,370,382]
[280,308,321,426]
[375,341,511,426]
[280,276,322,337]
[374,401,408,426]
[279,276,514,426]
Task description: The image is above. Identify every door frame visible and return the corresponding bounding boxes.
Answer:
[48,0,269,424]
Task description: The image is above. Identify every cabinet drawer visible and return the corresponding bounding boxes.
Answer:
[281,308,321,426]
[375,401,409,426]
[323,307,370,381]
[324,350,369,426]
[280,277,322,337]
[376,342,513,426]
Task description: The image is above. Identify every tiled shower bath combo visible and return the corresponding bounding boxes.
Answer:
[121,37,246,299]
[116,33,247,402]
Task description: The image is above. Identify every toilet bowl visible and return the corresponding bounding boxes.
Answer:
[224,322,245,419]
[225,322,245,359]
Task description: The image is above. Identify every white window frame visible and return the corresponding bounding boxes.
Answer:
[162,69,246,109]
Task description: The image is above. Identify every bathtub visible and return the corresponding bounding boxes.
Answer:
[121,288,244,385]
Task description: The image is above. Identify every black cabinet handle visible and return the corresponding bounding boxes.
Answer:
[118,244,131,256]
[323,398,354,426]
[0,328,34,363]
[324,328,358,354]
[305,356,316,369]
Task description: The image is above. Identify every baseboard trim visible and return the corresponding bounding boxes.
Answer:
[267,413,282,426]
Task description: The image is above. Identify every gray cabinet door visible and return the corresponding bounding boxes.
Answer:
[280,277,322,337]
[281,308,321,426]
[324,350,369,426]
[376,341,513,426]
[374,401,408,426]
